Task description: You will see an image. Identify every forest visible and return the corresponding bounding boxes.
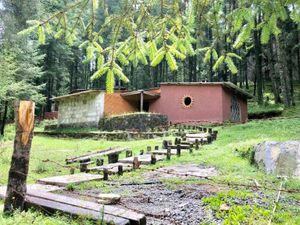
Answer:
[0,0,300,135]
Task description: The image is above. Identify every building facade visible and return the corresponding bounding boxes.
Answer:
[52,82,252,127]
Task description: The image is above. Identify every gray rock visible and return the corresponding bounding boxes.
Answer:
[254,141,300,177]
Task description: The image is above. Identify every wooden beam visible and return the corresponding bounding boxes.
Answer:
[4,101,35,214]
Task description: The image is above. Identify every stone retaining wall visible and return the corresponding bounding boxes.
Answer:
[99,113,169,132]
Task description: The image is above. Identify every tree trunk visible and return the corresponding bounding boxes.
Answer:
[277,38,292,106]
[268,38,281,104]
[0,101,8,136]
[253,18,263,105]
[4,101,35,214]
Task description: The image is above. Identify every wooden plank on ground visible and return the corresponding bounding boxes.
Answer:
[152,149,188,155]
[186,137,208,143]
[167,144,190,149]
[87,163,133,174]
[66,147,128,164]
[186,133,209,138]
[0,184,63,200]
[118,154,166,165]
[25,195,129,225]
[38,173,102,187]
[26,191,146,225]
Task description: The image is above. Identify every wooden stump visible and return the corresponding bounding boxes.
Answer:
[133,157,140,170]
[108,153,119,164]
[151,154,156,165]
[203,128,207,133]
[80,163,88,172]
[146,146,151,153]
[167,147,171,160]
[154,146,159,151]
[103,169,109,180]
[176,144,181,157]
[126,150,132,157]
[4,101,35,214]
[96,159,104,166]
[140,150,144,155]
[162,140,168,149]
[118,165,123,176]
[195,139,200,150]
[208,128,213,134]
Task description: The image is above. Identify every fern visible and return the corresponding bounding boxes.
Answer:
[166,52,178,71]
[233,24,252,49]
[212,49,218,60]
[169,46,186,60]
[91,66,109,80]
[113,67,129,83]
[79,40,89,49]
[18,25,38,36]
[54,29,64,39]
[117,53,129,66]
[97,55,105,69]
[38,25,46,45]
[106,69,115,94]
[213,55,225,71]
[225,57,238,74]
[261,25,270,44]
[151,49,166,67]
[203,49,211,63]
[86,44,94,61]
[227,52,242,60]
[93,41,103,52]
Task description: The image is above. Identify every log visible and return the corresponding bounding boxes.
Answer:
[4,101,35,214]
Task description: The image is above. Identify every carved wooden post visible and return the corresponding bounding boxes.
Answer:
[176,144,181,157]
[166,147,171,160]
[126,150,132,157]
[103,168,109,180]
[4,101,35,214]
[133,157,140,169]
[162,140,168,149]
[118,165,123,176]
[195,139,199,150]
[146,146,151,153]
[96,158,104,166]
[150,153,156,165]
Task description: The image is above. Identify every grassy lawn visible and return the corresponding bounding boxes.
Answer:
[0,116,300,224]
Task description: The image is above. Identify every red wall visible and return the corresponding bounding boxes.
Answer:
[221,87,248,123]
[149,84,248,124]
[149,85,224,124]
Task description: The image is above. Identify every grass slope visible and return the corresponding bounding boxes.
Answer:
[0,117,300,224]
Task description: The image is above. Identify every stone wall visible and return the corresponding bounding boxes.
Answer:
[99,113,168,131]
[58,92,104,127]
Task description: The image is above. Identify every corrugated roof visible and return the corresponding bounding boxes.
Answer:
[51,90,103,101]
[160,82,253,99]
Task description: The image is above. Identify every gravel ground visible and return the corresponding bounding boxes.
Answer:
[85,182,220,225]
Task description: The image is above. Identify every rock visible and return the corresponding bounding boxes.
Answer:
[254,141,300,177]
[219,203,230,211]
[97,193,121,204]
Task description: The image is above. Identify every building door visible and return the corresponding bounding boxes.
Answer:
[231,96,240,122]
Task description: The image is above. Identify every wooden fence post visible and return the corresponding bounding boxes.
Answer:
[4,101,35,214]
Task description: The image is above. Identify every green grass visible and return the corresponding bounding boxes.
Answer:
[1,117,300,224]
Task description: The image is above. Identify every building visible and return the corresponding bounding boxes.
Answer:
[52,82,252,127]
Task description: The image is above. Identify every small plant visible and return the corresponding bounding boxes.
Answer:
[66,183,75,191]
[34,161,48,174]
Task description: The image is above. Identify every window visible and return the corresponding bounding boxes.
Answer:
[182,95,193,108]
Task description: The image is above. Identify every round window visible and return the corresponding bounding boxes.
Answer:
[182,95,193,108]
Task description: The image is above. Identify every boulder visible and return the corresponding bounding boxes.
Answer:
[254,141,300,177]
